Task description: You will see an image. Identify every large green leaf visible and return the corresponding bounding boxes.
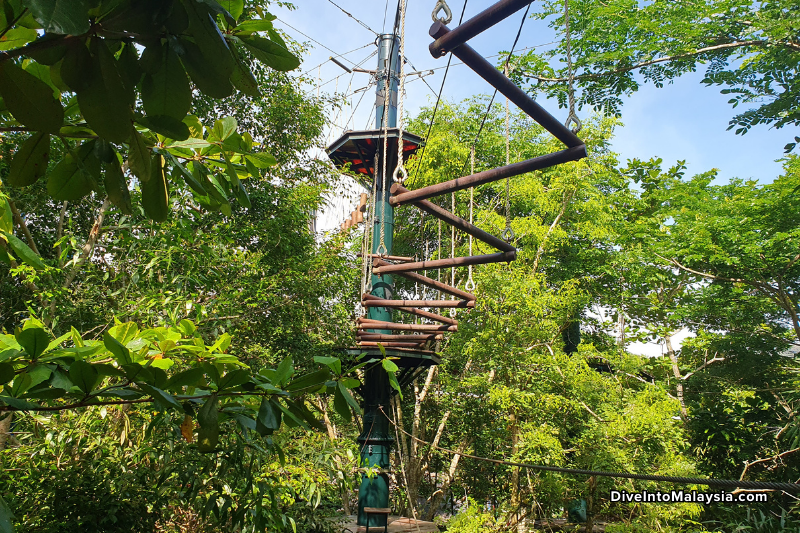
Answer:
[103,331,131,365]
[0,27,37,51]
[47,141,99,201]
[138,383,182,410]
[333,383,352,423]
[136,114,190,141]
[15,327,49,358]
[256,397,280,431]
[164,155,206,196]
[0,363,13,386]
[23,0,91,35]
[216,369,250,390]
[233,18,275,35]
[27,34,68,66]
[0,198,12,234]
[238,34,299,72]
[68,360,98,394]
[197,393,219,452]
[230,46,260,97]
[116,43,141,105]
[141,41,191,121]
[4,233,46,269]
[7,132,50,187]
[212,117,237,141]
[141,153,169,221]
[104,155,132,215]
[245,152,277,168]
[77,38,133,143]
[164,367,205,391]
[176,37,233,99]
[58,39,93,92]
[0,494,12,533]
[286,368,330,393]
[127,127,151,182]
[218,0,243,23]
[182,0,235,78]
[0,61,64,133]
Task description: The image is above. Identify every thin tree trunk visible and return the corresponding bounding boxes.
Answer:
[665,333,687,420]
[0,413,12,450]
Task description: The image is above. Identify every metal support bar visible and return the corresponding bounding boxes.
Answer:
[430,23,586,149]
[390,185,515,253]
[363,294,460,325]
[358,333,444,342]
[373,252,515,275]
[357,319,457,332]
[390,146,585,205]
[429,0,533,57]
[358,253,415,262]
[358,341,426,348]
[373,258,476,300]
[362,296,475,308]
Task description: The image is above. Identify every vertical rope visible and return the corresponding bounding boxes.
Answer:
[502,65,515,243]
[564,0,581,133]
[465,146,476,292]
[450,192,457,318]
[393,0,408,184]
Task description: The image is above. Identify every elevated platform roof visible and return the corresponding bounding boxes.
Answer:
[327,128,424,189]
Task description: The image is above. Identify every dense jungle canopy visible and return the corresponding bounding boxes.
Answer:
[0,0,798,532]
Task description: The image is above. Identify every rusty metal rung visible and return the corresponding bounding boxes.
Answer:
[373,252,515,275]
[373,259,475,300]
[362,295,475,309]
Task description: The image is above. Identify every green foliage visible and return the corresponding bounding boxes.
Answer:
[0,0,297,217]
[516,0,800,148]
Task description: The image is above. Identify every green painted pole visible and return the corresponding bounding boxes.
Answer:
[356,32,400,528]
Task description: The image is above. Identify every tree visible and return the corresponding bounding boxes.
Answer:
[383,99,700,530]
[0,0,299,259]
[515,0,800,150]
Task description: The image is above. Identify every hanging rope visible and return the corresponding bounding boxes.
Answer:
[449,192,457,318]
[563,0,581,134]
[377,50,392,257]
[365,153,380,293]
[465,146,476,292]
[502,66,515,243]
[393,0,408,185]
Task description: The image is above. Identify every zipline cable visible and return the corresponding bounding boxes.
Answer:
[325,0,380,36]
[378,407,800,493]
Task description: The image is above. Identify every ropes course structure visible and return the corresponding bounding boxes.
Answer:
[375,0,586,350]
[327,0,588,527]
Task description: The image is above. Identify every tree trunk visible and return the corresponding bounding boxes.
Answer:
[0,413,13,450]
[665,333,687,420]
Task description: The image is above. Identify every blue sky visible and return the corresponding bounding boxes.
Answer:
[277,0,794,187]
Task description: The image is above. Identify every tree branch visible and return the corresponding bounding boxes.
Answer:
[739,447,800,482]
[55,201,68,268]
[8,199,40,256]
[524,40,789,83]
[532,188,575,273]
[682,356,725,381]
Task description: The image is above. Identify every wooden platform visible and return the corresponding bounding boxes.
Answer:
[337,515,439,533]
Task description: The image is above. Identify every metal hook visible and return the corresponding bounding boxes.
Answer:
[502,227,516,243]
[431,0,452,24]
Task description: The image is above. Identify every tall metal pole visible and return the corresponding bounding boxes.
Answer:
[356,33,400,528]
